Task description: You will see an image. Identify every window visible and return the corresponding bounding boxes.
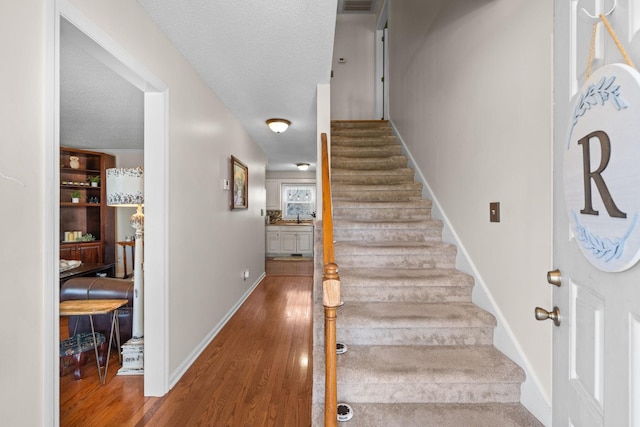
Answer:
[281,184,316,220]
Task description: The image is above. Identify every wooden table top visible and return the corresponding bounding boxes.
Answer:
[60,299,128,316]
[59,263,116,282]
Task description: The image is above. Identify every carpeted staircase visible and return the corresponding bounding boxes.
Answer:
[312,120,543,426]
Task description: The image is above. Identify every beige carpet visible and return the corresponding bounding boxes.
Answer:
[311,120,543,426]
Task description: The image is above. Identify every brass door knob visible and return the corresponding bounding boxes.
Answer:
[547,269,561,287]
[535,306,561,326]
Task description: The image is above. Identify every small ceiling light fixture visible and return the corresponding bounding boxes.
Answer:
[266,118,291,133]
[296,163,310,171]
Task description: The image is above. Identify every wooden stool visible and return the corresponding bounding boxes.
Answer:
[60,332,107,380]
[116,241,135,278]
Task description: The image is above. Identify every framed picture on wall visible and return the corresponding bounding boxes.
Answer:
[230,155,248,210]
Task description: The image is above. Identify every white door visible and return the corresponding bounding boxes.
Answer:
[552,1,640,425]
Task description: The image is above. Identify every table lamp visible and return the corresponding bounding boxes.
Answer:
[106,166,144,375]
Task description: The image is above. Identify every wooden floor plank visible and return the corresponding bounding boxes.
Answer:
[60,273,313,426]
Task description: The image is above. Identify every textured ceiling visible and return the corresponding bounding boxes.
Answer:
[137,0,338,171]
[60,19,144,151]
[61,1,338,171]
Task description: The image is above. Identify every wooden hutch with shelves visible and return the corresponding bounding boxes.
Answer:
[60,147,115,264]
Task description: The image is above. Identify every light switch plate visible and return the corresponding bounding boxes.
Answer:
[490,202,500,222]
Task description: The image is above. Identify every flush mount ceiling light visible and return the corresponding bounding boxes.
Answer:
[296,163,310,171]
[266,118,291,133]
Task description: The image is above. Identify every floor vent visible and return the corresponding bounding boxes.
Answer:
[336,342,348,355]
[337,403,354,422]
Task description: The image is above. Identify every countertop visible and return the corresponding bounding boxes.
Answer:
[267,220,314,226]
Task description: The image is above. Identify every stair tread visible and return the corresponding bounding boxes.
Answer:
[333,155,406,160]
[339,302,496,328]
[333,218,441,228]
[336,240,456,252]
[332,168,414,175]
[332,145,401,153]
[333,200,431,209]
[337,345,525,384]
[333,183,422,191]
[339,268,474,287]
[319,402,543,427]
[331,139,399,148]
[332,156,408,170]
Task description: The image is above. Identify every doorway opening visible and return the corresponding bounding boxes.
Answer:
[47,1,169,422]
[375,2,389,120]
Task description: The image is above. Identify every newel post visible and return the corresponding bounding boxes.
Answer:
[323,262,340,427]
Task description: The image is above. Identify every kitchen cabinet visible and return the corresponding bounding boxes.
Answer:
[265,225,313,257]
[281,230,312,253]
[266,228,281,254]
[266,179,280,210]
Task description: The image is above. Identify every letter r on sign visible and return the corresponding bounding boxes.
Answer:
[578,130,627,218]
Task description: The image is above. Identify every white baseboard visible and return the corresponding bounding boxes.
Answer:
[168,272,266,389]
[389,121,551,426]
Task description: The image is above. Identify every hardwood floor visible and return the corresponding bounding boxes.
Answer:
[60,270,313,426]
[265,257,314,276]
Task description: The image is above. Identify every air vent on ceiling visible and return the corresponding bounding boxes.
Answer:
[338,0,377,14]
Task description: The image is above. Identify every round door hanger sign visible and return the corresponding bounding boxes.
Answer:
[564,63,640,272]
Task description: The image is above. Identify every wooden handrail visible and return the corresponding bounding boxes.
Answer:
[322,133,335,266]
[321,132,340,427]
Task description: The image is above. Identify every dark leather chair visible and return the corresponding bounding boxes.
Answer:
[60,277,134,345]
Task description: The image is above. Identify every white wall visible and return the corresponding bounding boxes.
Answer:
[331,14,377,120]
[266,170,316,180]
[0,1,47,425]
[0,1,268,424]
[387,0,553,418]
[67,0,268,380]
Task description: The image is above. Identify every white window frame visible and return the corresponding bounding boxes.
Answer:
[281,184,316,220]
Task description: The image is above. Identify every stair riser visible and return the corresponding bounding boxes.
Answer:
[334,218,441,228]
[331,146,402,158]
[331,138,398,147]
[334,229,442,243]
[333,191,423,202]
[333,183,422,192]
[338,271,474,288]
[312,403,544,427]
[331,121,390,129]
[331,157,407,170]
[336,254,456,270]
[333,219,441,229]
[336,244,456,256]
[334,209,431,221]
[333,205,431,221]
[336,383,522,404]
[340,286,473,303]
[332,174,415,185]
[332,129,394,137]
[336,327,494,346]
[333,200,432,209]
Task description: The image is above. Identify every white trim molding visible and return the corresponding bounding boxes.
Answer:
[50,1,171,405]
